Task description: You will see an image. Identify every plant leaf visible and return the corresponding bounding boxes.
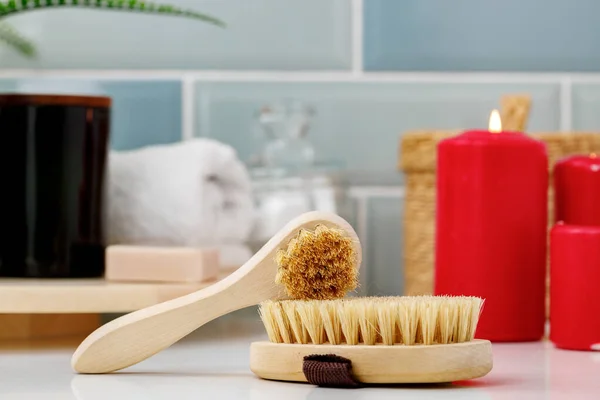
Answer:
[0,20,35,56]
[0,0,225,27]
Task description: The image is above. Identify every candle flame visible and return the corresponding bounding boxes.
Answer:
[489,109,502,133]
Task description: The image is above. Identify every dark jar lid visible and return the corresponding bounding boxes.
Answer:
[0,93,111,108]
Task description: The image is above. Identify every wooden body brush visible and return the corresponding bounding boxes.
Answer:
[72,211,361,374]
[251,296,493,384]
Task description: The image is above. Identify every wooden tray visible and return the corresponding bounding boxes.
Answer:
[0,270,233,314]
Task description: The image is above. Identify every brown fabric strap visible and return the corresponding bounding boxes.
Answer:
[302,354,362,388]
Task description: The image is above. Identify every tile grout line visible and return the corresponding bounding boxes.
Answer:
[560,77,573,131]
[349,186,405,199]
[181,75,195,141]
[5,69,600,84]
[351,0,364,76]
[198,88,212,139]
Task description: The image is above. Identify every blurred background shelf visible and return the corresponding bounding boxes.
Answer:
[0,270,232,314]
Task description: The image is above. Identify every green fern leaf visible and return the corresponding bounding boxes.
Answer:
[0,21,35,56]
[0,0,225,27]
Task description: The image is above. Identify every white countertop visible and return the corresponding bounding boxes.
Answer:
[1,309,599,399]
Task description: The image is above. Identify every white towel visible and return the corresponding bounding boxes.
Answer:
[106,138,255,249]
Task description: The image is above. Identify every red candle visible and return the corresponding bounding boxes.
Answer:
[550,224,600,351]
[554,154,600,225]
[434,110,548,342]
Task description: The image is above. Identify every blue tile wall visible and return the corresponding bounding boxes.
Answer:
[3,0,600,72]
[364,0,600,72]
[0,80,17,91]
[195,81,561,184]
[572,83,600,131]
[100,81,182,150]
[4,79,182,151]
[0,0,351,70]
[366,197,404,296]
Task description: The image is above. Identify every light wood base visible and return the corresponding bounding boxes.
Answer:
[250,339,493,384]
[0,269,236,314]
[0,314,100,340]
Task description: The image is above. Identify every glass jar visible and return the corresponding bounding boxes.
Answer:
[247,100,351,250]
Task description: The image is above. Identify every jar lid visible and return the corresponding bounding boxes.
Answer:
[0,93,111,108]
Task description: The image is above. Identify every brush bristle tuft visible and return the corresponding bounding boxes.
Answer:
[275,225,358,300]
[259,296,484,345]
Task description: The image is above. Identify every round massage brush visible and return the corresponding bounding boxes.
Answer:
[250,296,493,385]
[71,211,361,374]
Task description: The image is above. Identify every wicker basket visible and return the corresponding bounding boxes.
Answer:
[399,130,600,303]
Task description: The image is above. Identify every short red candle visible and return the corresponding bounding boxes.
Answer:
[554,154,600,225]
[550,224,600,351]
[435,129,548,342]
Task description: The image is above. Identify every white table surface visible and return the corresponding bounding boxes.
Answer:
[1,309,599,399]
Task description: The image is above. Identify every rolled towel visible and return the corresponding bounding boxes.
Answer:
[106,138,255,249]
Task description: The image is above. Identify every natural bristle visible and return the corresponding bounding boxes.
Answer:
[259,296,484,346]
[275,225,358,300]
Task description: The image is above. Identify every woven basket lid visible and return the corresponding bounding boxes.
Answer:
[399,130,600,173]
[398,130,459,173]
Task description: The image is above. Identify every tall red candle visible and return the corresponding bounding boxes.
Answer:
[554,154,600,225]
[434,112,548,342]
[550,224,600,351]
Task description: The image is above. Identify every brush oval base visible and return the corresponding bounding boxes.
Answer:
[250,339,493,384]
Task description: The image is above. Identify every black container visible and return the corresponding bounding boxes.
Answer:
[0,94,111,277]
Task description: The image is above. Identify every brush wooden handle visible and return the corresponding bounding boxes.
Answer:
[250,340,493,384]
[71,211,361,374]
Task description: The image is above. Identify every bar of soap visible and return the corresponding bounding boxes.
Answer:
[105,245,220,283]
